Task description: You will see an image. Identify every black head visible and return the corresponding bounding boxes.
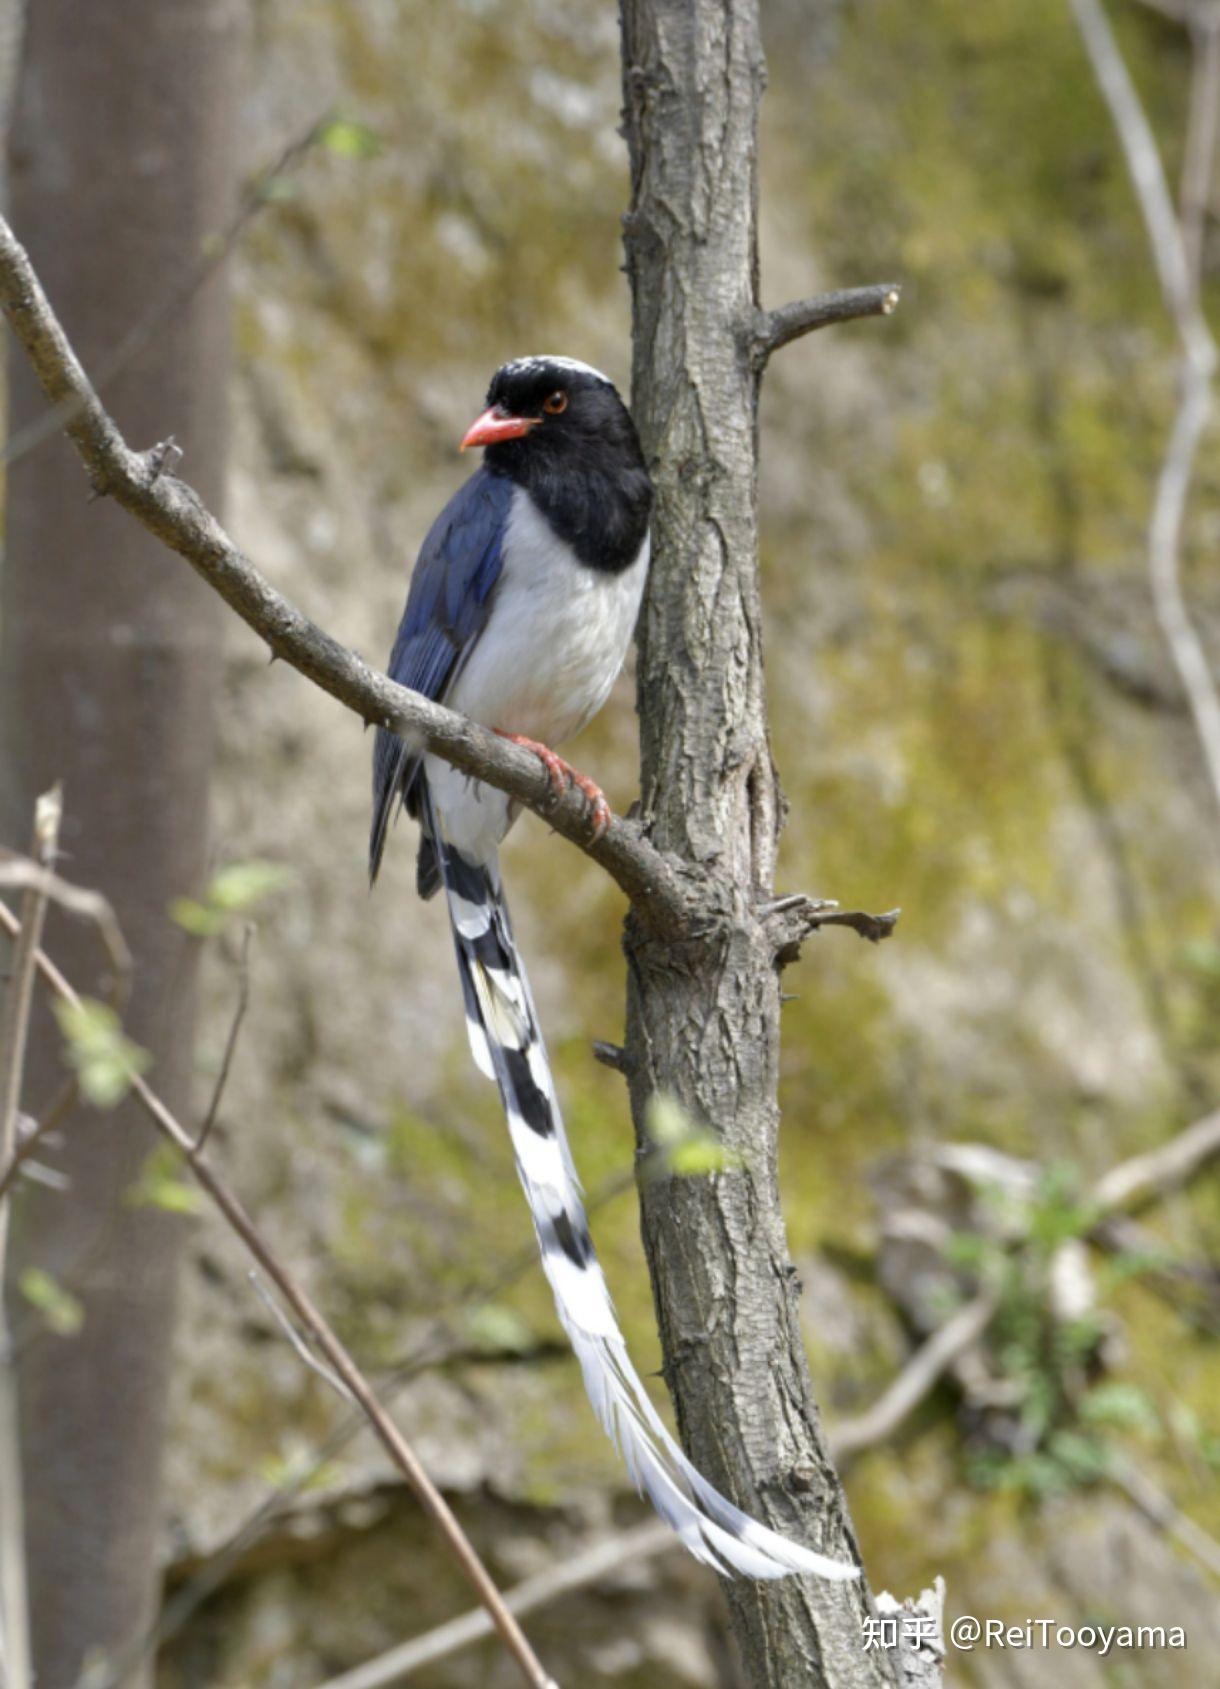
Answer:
[460,355,652,574]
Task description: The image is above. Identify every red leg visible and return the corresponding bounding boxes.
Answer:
[497,732,613,840]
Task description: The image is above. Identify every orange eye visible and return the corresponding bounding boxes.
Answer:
[542,391,568,415]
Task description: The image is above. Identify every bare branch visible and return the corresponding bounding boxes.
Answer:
[1088,1106,1220,1216]
[1180,8,1220,284]
[316,1521,675,1689]
[591,1039,627,1072]
[0,215,698,937]
[1069,0,1220,832]
[0,214,897,960]
[0,788,60,1689]
[749,282,901,368]
[194,923,252,1153]
[0,899,556,1689]
[828,1292,999,1461]
[0,854,132,996]
[1,111,333,471]
[0,1081,76,1206]
[1111,1456,1220,1582]
[247,1271,355,1405]
[763,893,901,963]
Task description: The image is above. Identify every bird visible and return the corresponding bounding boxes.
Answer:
[370,354,857,1582]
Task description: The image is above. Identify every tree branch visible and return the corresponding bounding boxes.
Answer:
[0,213,689,935]
[749,282,901,369]
[828,1292,999,1462]
[1,110,333,472]
[0,893,556,1689]
[1179,6,1220,283]
[0,210,900,961]
[316,1522,675,1689]
[194,922,252,1153]
[0,790,59,1689]
[1069,0,1220,834]
[1088,1106,1220,1217]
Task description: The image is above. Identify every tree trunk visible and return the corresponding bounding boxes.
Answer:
[618,4,897,1684]
[0,3,238,1681]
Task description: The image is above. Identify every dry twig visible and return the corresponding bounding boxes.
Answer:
[1069,0,1220,826]
[1,113,332,471]
[828,1292,999,1462]
[0,789,61,1689]
[0,895,555,1689]
[194,922,253,1153]
[0,212,894,951]
[749,282,901,369]
[317,1522,674,1689]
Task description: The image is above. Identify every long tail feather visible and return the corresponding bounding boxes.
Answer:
[424,789,857,1583]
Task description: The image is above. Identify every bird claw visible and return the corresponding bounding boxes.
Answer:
[498,732,612,839]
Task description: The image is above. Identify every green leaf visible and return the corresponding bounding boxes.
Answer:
[1079,1382,1160,1436]
[942,1229,991,1269]
[171,859,291,936]
[53,997,151,1108]
[465,1305,535,1355]
[127,1143,201,1216]
[259,1439,343,1492]
[1181,938,1220,978]
[645,1093,740,1178]
[317,117,381,160]
[206,860,292,912]
[1047,1429,1112,1482]
[168,897,226,938]
[19,1267,84,1337]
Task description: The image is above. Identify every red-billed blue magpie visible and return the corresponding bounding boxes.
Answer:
[370,356,855,1582]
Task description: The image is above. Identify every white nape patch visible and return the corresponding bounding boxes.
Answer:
[499,354,614,387]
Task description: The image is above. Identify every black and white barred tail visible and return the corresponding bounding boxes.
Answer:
[424,790,858,1582]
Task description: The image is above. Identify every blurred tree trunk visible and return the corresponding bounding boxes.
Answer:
[619,4,896,1685]
[0,2,238,1682]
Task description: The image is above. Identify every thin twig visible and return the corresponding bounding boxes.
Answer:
[145,1164,641,1672]
[749,282,901,368]
[1110,1456,1220,1582]
[248,1271,356,1404]
[195,923,253,1153]
[0,213,891,950]
[1180,8,1220,284]
[1088,1106,1220,1216]
[0,213,684,935]
[0,1080,77,1205]
[828,1291,999,1461]
[1,113,332,470]
[0,789,61,1689]
[316,1521,674,1689]
[0,900,555,1689]
[0,856,132,999]
[1069,0,1220,831]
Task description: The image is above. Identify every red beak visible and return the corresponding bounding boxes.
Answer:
[460,405,539,452]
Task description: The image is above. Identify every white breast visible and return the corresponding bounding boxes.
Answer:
[448,486,649,748]
[426,486,649,867]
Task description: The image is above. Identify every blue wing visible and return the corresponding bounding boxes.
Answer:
[370,465,513,885]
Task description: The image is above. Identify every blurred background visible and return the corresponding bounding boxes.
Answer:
[1,1,1219,1685]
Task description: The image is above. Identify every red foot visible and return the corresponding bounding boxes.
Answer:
[497,732,613,840]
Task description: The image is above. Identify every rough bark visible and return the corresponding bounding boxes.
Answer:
[0,3,238,1681]
[619,4,898,1684]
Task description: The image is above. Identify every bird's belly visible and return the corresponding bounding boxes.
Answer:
[449,514,649,749]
